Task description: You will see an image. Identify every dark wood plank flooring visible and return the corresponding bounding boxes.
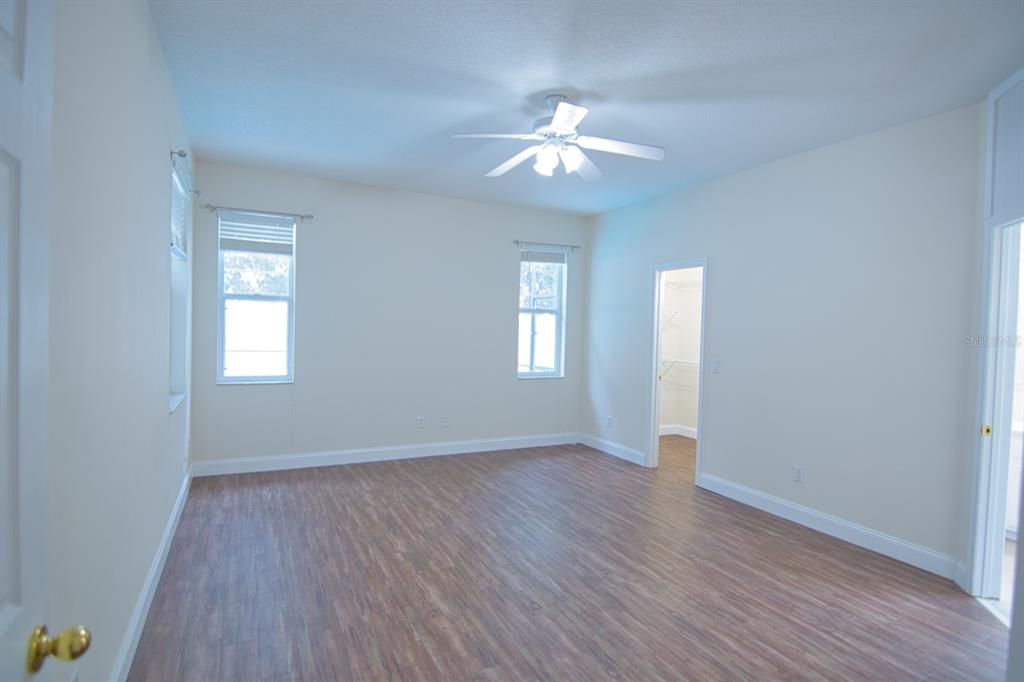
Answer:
[128,436,1008,681]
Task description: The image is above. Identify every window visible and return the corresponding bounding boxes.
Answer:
[217,210,296,383]
[168,166,190,412]
[517,248,566,378]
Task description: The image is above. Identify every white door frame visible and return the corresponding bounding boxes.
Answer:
[647,259,708,473]
[965,65,1024,598]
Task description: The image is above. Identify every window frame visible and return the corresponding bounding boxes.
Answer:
[517,255,567,380]
[216,217,296,385]
[168,166,190,412]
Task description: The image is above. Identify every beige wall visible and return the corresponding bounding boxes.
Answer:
[190,160,587,462]
[658,268,702,431]
[50,2,191,679]
[584,104,984,560]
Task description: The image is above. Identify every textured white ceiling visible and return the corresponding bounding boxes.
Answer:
[150,0,1024,215]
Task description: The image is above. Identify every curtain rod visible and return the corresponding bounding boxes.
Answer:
[514,239,581,251]
[204,203,313,221]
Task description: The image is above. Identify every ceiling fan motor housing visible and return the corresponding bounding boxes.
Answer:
[534,94,572,136]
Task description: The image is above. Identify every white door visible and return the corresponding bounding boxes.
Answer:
[0,0,55,679]
[980,223,1022,600]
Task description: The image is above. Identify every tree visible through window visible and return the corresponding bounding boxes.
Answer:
[518,250,566,378]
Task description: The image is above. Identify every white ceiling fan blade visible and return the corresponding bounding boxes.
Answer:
[575,150,604,182]
[560,146,603,182]
[452,133,542,140]
[550,102,589,133]
[575,135,665,161]
[485,145,542,177]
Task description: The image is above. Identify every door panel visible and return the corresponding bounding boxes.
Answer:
[0,0,51,679]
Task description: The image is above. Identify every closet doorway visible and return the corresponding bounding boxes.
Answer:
[648,261,706,475]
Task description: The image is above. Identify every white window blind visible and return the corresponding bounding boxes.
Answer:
[218,210,295,254]
[217,210,297,383]
[517,245,567,378]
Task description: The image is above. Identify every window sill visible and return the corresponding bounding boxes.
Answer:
[168,392,187,414]
[217,379,294,386]
[518,374,564,381]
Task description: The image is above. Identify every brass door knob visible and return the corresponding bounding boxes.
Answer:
[982,424,993,437]
[26,625,91,674]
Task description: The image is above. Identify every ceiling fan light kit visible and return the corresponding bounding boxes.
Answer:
[452,94,665,182]
[533,142,560,176]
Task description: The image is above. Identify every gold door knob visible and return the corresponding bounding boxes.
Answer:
[982,424,993,437]
[26,625,91,674]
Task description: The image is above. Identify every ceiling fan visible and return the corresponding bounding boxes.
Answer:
[453,94,664,182]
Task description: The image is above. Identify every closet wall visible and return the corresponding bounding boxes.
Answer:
[658,268,703,437]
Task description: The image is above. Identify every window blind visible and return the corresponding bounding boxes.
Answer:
[520,250,566,264]
[219,210,296,255]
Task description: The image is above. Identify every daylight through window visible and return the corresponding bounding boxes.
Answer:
[517,248,566,378]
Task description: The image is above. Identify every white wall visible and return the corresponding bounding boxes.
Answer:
[1009,483,1024,680]
[658,268,702,432]
[50,2,191,679]
[1006,234,1024,536]
[584,104,983,560]
[191,160,587,462]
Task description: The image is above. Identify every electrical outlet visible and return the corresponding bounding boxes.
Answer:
[605,415,614,428]
[416,416,425,429]
[792,465,804,483]
[441,417,450,428]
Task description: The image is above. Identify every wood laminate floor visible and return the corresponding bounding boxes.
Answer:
[128,437,1008,681]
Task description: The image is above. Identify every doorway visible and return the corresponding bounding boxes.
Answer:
[648,261,706,474]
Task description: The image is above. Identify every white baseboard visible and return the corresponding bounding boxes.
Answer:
[955,560,973,594]
[976,597,1011,626]
[696,473,957,580]
[192,433,582,477]
[659,424,697,439]
[576,434,647,467]
[111,466,192,682]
